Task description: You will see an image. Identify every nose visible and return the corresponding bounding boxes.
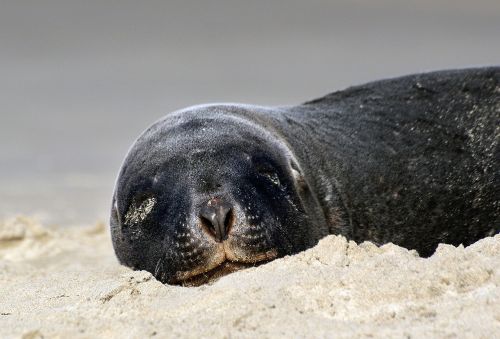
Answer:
[199,198,234,242]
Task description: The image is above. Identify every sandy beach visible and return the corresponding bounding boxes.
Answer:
[1,216,498,338]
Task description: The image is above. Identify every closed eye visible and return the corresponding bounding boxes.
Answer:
[262,171,280,186]
[124,196,157,226]
[256,166,281,186]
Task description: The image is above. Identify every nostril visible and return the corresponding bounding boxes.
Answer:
[224,208,234,235]
[199,215,217,239]
[199,200,234,242]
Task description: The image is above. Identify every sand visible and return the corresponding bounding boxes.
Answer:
[0,216,499,338]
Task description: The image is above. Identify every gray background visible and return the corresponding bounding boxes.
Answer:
[1,0,499,225]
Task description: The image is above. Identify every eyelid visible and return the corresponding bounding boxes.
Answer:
[256,163,277,176]
[256,165,281,186]
[262,171,281,185]
[256,164,275,173]
[124,196,157,226]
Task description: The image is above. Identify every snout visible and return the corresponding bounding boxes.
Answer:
[169,196,278,285]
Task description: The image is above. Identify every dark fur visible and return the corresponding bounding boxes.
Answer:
[111,67,499,284]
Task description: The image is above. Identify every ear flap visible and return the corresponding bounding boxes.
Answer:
[110,194,123,237]
[289,158,309,192]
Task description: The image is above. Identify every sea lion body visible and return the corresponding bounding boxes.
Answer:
[111,67,499,284]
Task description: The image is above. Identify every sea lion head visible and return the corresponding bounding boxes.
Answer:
[111,104,328,285]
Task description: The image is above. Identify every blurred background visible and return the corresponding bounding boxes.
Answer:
[1,0,499,226]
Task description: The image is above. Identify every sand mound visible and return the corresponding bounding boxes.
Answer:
[1,216,498,338]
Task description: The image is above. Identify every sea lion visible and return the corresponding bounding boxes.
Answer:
[111,67,499,285]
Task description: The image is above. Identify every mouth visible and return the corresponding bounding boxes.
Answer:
[174,261,252,286]
[173,249,278,287]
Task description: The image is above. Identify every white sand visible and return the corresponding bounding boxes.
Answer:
[1,216,499,338]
